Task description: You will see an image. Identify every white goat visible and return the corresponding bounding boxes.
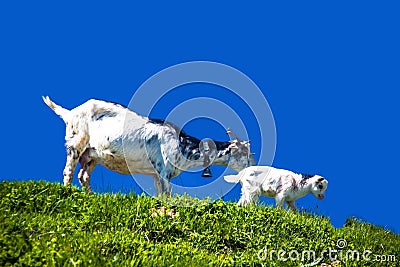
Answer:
[224,166,328,211]
[43,96,256,195]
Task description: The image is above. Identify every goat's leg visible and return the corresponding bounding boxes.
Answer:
[151,158,165,195]
[78,148,90,186]
[77,168,85,187]
[63,147,80,186]
[151,154,172,196]
[159,169,172,195]
[82,161,96,193]
[78,161,96,193]
[77,148,95,192]
[156,144,176,196]
[152,174,171,196]
[159,176,171,196]
[63,135,89,186]
[152,175,162,195]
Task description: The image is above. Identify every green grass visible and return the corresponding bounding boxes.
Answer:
[0,181,399,266]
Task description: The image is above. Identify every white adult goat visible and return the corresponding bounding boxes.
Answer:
[43,96,256,195]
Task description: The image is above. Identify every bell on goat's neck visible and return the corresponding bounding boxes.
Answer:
[200,139,214,178]
[202,166,212,177]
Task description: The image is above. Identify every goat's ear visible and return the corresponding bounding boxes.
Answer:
[317,177,324,182]
[240,140,251,149]
[226,129,243,142]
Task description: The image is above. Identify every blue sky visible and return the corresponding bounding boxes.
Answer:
[0,1,399,233]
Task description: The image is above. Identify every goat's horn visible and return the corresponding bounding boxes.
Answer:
[226,128,243,142]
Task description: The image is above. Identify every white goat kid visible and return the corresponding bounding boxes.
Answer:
[224,166,328,211]
[43,96,256,195]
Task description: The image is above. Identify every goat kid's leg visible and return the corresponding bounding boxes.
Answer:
[238,194,251,206]
[286,201,298,212]
[275,195,285,209]
[238,194,260,206]
[238,187,260,206]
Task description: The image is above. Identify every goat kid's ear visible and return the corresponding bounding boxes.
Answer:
[317,177,324,182]
[221,149,230,156]
[228,143,239,150]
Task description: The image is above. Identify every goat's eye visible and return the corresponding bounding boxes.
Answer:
[318,184,323,190]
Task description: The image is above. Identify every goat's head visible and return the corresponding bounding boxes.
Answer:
[225,129,257,171]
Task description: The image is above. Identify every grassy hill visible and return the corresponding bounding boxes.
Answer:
[0,181,399,266]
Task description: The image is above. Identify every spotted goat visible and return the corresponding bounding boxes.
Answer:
[224,166,328,210]
[43,96,256,195]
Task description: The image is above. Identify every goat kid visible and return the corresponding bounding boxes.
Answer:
[43,96,256,195]
[224,166,328,211]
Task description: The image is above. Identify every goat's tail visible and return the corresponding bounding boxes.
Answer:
[42,96,70,122]
[224,174,241,184]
